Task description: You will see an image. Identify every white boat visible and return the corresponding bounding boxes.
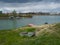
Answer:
[16,17,20,19]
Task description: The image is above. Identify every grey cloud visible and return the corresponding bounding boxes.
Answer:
[0,2,60,13]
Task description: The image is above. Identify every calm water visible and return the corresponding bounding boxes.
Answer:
[0,16,60,30]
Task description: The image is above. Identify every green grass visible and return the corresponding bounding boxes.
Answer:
[0,23,60,45]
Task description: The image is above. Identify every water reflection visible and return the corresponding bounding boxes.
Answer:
[11,19,17,29]
[0,16,60,30]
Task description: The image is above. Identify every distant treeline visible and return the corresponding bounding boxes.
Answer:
[0,10,60,17]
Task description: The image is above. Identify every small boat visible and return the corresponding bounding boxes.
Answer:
[28,24,34,27]
[16,17,20,19]
[9,16,14,19]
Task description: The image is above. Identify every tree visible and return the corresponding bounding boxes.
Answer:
[12,10,17,17]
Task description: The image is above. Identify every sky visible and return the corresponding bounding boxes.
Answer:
[0,0,60,13]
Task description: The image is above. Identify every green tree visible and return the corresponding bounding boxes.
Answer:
[12,10,17,17]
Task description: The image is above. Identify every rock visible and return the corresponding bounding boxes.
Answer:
[20,32,28,36]
[20,32,35,37]
[45,22,48,24]
[28,32,35,37]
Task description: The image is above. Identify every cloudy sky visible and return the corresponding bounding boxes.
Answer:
[0,0,60,13]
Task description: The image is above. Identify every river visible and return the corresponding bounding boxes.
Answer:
[0,15,60,30]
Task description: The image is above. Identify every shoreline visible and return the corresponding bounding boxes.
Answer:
[0,15,60,19]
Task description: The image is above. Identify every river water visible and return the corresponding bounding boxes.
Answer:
[0,15,60,30]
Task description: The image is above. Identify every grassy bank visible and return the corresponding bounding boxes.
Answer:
[0,14,32,17]
[0,23,60,45]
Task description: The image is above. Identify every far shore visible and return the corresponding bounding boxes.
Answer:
[0,15,60,17]
[0,13,60,19]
